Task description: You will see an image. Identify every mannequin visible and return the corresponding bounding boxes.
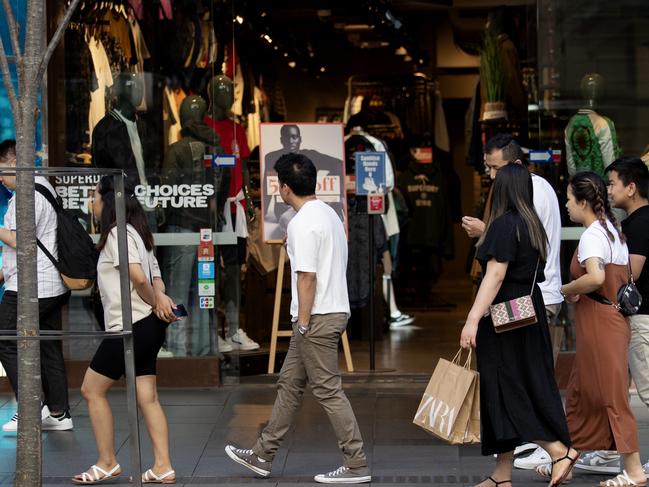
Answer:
[565,73,621,177]
[92,73,148,188]
[160,95,222,356]
[204,75,259,351]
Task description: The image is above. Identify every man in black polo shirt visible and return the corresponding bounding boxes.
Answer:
[606,157,649,474]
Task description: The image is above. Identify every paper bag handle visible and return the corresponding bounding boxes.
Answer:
[451,348,472,370]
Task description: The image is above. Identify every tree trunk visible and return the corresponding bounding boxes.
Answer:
[14,1,46,485]
[14,103,42,487]
[0,0,82,481]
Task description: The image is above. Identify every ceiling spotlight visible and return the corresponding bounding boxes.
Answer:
[404,55,413,62]
[262,34,273,44]
[273,46,279,50]
[320,67,326,73]
[288,61,297,68]
[234,15,244,24]
[395,46,407,56]
[260,12,267,17]
[283,52,289,57]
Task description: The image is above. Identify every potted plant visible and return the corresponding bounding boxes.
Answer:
[480,30,507,120]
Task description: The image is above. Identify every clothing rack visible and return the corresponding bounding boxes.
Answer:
[346,74,438,136]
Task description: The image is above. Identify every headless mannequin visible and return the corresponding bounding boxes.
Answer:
[92,73,147,188]
[565,73,621,177]
[204,75,259,350]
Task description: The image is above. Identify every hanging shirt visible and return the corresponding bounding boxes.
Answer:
[87,36,114,141]
[204,116,249,196]
[398,163,454,257]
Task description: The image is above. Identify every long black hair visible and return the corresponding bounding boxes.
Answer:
[478,163,548,260]
[569,171,625,243]
[95,176,154,252]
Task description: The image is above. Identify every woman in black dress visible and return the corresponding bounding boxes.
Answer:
[460,164,577,487]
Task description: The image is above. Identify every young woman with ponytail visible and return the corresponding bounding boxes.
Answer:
[559,171,646,487]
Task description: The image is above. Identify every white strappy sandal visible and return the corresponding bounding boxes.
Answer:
[142,468,176,484]
[600,470,647,487]
[72,464,121,484]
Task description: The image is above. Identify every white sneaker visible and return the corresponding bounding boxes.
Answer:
[389,313,415,328]
[514,446,551,470]
[643,460,649,475]
[514,442,538,456]
[226,330,260,351]
[42,411,73,431]
[218,335,234,353]
[157,347,174,358]
[574,451,621,474]
[3,405,53,432]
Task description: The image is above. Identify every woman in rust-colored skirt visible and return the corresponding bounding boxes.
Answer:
[559,171,646,487]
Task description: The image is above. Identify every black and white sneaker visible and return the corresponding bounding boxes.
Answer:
[42,411,73,431]
[389,313,415,328]
[314,466,371,484]
[225,445,271,477]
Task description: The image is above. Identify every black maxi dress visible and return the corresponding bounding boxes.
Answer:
[475,211,571,455]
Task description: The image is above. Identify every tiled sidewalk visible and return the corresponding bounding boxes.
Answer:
[1,375,648,486]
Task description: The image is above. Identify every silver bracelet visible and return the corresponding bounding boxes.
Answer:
[297,324,309,335]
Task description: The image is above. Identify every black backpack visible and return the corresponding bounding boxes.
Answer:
[35,183,99,290]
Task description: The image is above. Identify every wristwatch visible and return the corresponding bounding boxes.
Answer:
[297,324,309,335]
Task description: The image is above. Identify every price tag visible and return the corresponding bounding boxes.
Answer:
[367,194,385,215]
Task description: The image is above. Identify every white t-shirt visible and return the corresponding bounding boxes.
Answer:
[97,225,161,331]
[531,174,563,305]
[287,199,351,320]
[3,176,67,298]
[578,219,628,266]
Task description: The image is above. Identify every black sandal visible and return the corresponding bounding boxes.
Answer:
[485,477,512,486]
[548,449,579,487]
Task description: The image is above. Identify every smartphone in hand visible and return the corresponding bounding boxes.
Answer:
[173,304,188,318]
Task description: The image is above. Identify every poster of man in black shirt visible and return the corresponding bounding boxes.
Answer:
[261,123,346,242]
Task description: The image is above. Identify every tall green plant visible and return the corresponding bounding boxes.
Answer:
[480,31,505,103]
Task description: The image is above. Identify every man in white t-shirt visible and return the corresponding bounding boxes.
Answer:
[461,134,563,469]
[0,140,73,432]
[225,153,370,484]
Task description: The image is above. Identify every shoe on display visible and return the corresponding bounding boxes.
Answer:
[3,405,54,432]
[218,335,234,353]
[314,465,371,484]
[574,451,621,474]
[226,330,260,351]
[514,446,550,470]
[42,411,74,431]
[514,442,538,456]
[389,313,415,328]
[224,445,271,477]
[157,347,174,358]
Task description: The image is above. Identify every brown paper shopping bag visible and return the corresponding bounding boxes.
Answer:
[413,348,480,445]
